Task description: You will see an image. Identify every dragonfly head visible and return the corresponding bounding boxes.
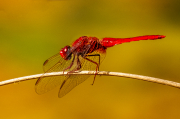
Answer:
[60,45,72,60]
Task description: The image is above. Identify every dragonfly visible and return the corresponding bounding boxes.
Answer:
[35,35,166,98]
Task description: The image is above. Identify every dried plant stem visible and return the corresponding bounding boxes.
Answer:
[0,71,180,89]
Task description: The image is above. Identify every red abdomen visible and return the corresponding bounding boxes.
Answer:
[100,35,166,48]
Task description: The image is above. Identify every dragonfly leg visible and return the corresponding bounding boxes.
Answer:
[66,55,82,73]
[88,54,101,65]
[63,55,75,73]
[85,54,100,85]
[76,56,82,70]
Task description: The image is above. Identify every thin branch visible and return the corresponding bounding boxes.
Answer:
[0,71,180,89]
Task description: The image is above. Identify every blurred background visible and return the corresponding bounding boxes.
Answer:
[0,0,180,118]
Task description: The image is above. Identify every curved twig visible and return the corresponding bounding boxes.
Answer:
[0,71,180,89]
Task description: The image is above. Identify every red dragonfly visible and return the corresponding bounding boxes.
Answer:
[35,35,166,97]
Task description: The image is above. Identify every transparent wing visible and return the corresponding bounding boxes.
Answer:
[58,50,106,98]
[35,50,106,97]
[35,53,74,95]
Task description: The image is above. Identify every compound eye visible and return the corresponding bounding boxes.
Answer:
[60,45,71,60]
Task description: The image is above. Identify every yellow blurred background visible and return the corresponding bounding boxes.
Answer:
[0,0,180,118]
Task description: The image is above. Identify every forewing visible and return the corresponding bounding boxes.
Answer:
[35,53,74,95]
[58,50,106,98]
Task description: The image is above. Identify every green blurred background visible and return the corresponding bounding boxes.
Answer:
[0,0,180,118]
